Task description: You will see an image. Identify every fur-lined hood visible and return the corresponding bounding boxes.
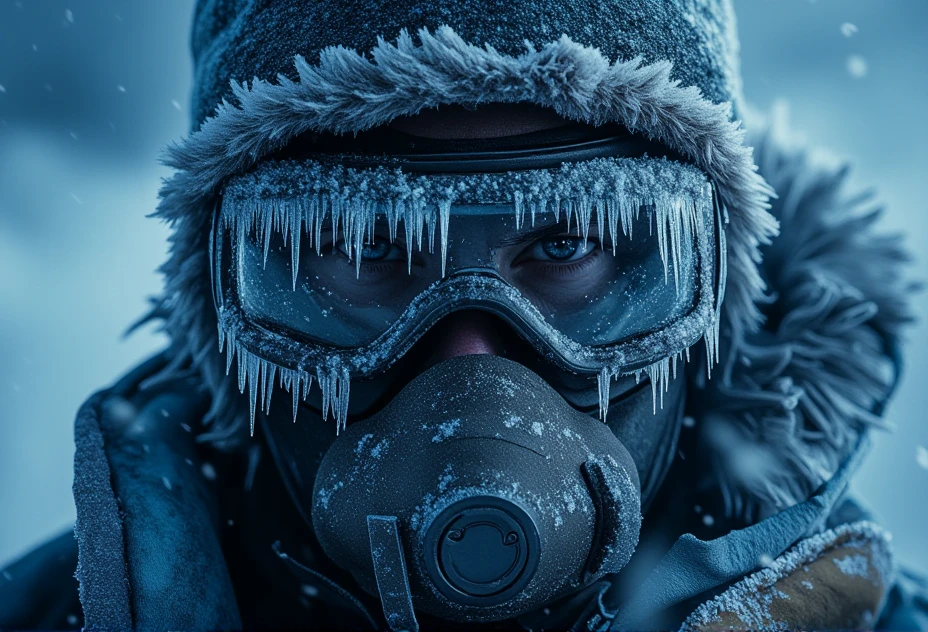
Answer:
[149,27,909,526]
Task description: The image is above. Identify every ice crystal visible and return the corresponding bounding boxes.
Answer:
[833,553,871,579]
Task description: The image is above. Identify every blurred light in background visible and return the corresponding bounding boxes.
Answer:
[1,0,925,572]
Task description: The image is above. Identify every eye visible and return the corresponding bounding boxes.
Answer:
[336,238,403,262]
[531,236,595,262]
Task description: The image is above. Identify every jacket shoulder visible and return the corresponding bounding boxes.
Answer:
[0,529,83,630]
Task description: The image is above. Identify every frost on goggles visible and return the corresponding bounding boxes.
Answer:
[214,157,721,431]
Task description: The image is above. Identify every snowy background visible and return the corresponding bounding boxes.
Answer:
[1,0,926,572]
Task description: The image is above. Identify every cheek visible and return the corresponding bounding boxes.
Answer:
[604,376,685,510]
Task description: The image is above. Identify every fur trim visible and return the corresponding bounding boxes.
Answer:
[691,112,914,522]
[153,27,777,450]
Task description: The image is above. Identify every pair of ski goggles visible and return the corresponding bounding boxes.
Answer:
[211,140,725,414]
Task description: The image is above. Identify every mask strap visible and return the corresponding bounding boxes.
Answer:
[367,516,420,632]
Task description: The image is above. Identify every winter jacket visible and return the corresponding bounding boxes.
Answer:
[2,0,927,629]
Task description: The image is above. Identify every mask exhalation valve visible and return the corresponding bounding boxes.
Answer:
[423,497,540,604]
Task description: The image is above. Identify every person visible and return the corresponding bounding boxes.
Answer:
[2,1,926,629]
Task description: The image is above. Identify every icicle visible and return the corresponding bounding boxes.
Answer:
[279,366,312,424]
[290,374,301,423]
[217,319,226,354]
[644,356,672,414]
[314,196,326,255]
[514,190,525,230]
[241,351,265,435]
[290,199,302,290]
[261,204,273,268]
[404,204,415,274]
[704,312,721,378]
[316,365,351,434]
[439,200,451,277]
[223,328,236,376]
[264,363,277,415]
[597,367,613,422]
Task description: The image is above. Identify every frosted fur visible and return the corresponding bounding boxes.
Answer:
[149,30,909,521]
[689,113,914,521]
[679,521,893,631]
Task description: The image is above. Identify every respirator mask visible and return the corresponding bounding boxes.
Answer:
[210,125,725,625]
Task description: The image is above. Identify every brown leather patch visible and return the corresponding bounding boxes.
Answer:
[681,522,892,631]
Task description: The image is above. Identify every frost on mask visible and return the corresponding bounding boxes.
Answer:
[218,156,720,431]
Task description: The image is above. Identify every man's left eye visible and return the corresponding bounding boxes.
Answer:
[337,238,403,262]
[532,236,595,262]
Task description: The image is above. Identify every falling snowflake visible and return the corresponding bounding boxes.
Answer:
[847,55,868,78]
[65,9,74,23]
[117,85,126,93]
[161,476,172,491]
[104,396,135,423]
[702,513,715,527]
[0,84,6,94]
[758,553,775,568]
[840,22,858,38]
[916,445,928,470]
[201,462,217,481]
[172,99,182,111]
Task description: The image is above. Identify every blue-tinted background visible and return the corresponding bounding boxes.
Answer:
[1,0,926,571]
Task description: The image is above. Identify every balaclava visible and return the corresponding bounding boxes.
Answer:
[153,0,782,626]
